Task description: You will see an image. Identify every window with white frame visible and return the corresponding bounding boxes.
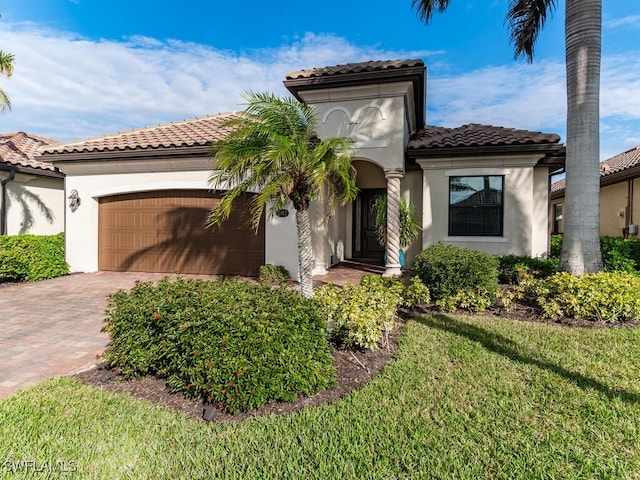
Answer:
[449,175,504,236]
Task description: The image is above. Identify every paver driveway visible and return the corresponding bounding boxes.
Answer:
[0,265,376,400]
[0,272,218,399]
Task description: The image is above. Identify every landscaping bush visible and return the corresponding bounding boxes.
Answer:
[102,277,336,413]
[550,234,640,273]
[498,255,558,284]
[413,244,499,311]
[600,236,640,272]
[314,275,403,350]
[0,233,68,282]
[525,271,640,322]
[550,234,563,258]
[401,276,431,307]
[258,263,291,286]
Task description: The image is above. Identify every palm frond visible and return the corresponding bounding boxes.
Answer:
[412,0,452,23]
[506,0,557,62]
[0,89,11,113]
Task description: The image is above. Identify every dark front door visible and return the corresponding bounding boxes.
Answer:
[353,188,385,260]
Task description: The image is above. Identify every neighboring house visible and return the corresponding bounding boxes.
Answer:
[41,59,565,279]
[551,145,640,237]
[0,132,64,236]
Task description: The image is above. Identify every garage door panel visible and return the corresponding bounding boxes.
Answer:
[99,190,264,276]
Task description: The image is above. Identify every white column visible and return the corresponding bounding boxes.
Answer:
[383,169,403,277]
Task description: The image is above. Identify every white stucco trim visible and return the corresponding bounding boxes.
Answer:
[90,181,213,199]
[445,236,510,243]
[444,168,512,177]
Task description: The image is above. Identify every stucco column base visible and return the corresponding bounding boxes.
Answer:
[311,261,328,276]
[382,264,402,277]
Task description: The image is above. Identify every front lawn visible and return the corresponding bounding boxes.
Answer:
[1,314,639,479]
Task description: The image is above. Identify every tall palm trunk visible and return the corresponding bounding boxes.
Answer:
[559,0,603,273]
[296,207,314,298]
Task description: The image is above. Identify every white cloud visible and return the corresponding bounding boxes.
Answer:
[0,24,437,141]
[605,15,640,29]
[0,22,639,161]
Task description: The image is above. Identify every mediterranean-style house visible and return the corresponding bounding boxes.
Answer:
[551,145,640,238]
[0,132,64,236]
[40,59,565,279]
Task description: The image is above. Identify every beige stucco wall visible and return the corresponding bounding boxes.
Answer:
[418,155,550,257]
[600,182,628,237]
[633,178,640,237]
[54,157,298,277]
[5,173,64,235]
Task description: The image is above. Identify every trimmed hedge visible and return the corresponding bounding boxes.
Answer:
[550,234,640,273]
[413,244,499,311]
[498,255,559,284]
[102,278,336,414]
[525,271,640,322]
[0,233,68,282]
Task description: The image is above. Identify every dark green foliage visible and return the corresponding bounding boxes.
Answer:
[498,255,558,284]
[258,264,291,286]
[413,244,499,302]
[0,233,68,282]
[551,234,640,273]
[600,236,640,272]
[550,234,563,258]
[102,278,336,413]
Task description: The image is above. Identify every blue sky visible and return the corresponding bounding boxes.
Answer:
[1,0,639,160]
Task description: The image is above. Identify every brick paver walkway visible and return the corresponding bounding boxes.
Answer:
[0,265,383,399]
[0,271,218,399]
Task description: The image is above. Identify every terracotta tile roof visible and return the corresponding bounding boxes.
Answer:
[0,132,58,172]
[408,124,562,149]
[551,178,565,194]
[40,112,244,155]
[285,59,424,80]
[599,145,640,175]
[551,145,640,195]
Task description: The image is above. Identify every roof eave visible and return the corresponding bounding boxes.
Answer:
[284,65,426,130]
[0,162,64,178]
[407,143,566,166]
[41,144,213,163]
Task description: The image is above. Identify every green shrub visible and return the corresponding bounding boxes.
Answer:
[414,244,499,302]
[401,276,431,307]
[550,235,640,273]
[498,255,558,284]
[525,272,640,322]
[102,277,335,414]
[435,289,494,313]
[258,264,292,286]
[550,234,563,258]
[0,233,68,282]
[314,275,403,350]
[600,236,640,272]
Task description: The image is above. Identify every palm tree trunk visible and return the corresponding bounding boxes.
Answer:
[296,207,314,298]
[558,0,603,274]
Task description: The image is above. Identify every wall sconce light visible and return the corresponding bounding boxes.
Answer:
[68,189,81,212]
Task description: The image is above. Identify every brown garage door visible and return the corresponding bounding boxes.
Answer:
[98,190,264,276]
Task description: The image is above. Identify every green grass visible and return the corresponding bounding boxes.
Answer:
[1,315,639,479]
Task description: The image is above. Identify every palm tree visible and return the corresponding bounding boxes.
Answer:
[413,0,603,274]
[0,50,14,113]
[208,91,358,298]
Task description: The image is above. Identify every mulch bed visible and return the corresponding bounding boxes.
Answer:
[74,320,402,423]
[74,299,640,423]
